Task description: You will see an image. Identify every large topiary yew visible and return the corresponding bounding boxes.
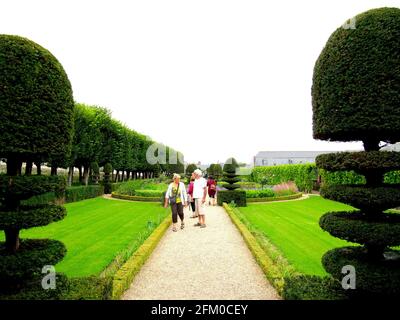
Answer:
[312,8,400,297]
[0,35,74,298]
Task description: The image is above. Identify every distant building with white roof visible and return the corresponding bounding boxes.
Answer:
[253,151,334,167]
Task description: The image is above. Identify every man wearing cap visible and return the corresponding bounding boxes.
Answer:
[192,169,208,228]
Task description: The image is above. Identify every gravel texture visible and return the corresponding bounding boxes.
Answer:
[122,204,280,300]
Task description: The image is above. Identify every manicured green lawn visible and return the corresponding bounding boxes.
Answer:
[1,198,169,277]
[238,195,356,276]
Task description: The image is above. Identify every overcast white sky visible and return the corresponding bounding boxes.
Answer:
[1,0,398,164]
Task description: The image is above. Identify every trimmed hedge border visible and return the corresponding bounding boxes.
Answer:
[247,192,303,203]
[320,184,400,211]
[65,185,104,203]
[111,214,171,299]
[316,151,400,173]
[63,276,113,300]
[322,246,400,297]
[111,192,161,203]
[222,203,285,296]
[319,211,400,247]
[0,204,66,230]
[0,239,66,282]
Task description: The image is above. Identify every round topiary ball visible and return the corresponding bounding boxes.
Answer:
[0,35,74,162]
[312,7,400,145]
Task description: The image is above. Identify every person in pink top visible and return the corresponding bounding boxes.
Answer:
[207,176,217,206]
[187,173,197,218]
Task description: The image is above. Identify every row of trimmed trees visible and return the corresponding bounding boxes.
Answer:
[40,103,184,186]
[0,34,185,299]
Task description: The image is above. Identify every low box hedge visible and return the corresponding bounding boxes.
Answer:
[134,190,164,197]
[222,203,286,295]
[111,192,162,203]
[247,192,303,203]
[222,203,345,300]
[282,275,346,300]
[65,185,104,203]
[245,189,275,198]
[62,276,113,300]
[217,190,247,207]
[112,215,171,299]
[21,185,104,205]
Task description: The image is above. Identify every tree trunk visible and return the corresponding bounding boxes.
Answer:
[25,160,33,176]
[365,170,384,187]
[35,162,42,175]
[68,166,74,187]
[78,166,83,184]
[363,139,380,152]
[7,156,22,176]
[5,228,20,253]
[51,165,57,176]
[126,171,130,180]
[366,244,385,260]
[83,165,89,186]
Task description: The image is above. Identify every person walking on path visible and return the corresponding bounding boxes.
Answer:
[187,173,197,218]
[207,175,217,206]
[164,174,188,232]
[193,169,208,228]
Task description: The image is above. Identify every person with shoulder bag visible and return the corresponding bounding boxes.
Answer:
[187,173,197,218]
[164,173,188,232]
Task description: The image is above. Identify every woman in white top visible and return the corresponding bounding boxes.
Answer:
[164,173,188,232]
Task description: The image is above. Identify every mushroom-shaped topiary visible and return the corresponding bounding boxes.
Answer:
[0,35,74,298]
[312,8,400,298]
[312,7,400,151]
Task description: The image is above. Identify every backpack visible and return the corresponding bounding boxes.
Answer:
[209,181,216,191]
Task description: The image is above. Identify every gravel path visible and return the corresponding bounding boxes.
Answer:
[122,204,280,300]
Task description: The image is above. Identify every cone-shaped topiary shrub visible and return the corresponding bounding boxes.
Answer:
[185,163,198,183]
[0,35,74,298]
[218,158,246,206]
[90,161,100,184]
[312,8,400,297]
[222,158,240,191]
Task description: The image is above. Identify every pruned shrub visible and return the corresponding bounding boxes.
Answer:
[222,158,241,191]
[312,7,400,298]
[283,275,346,300]
[0,35,73,298]
[245,189,275,198]
[217,190,246,207]
[134,190,164,198]
[65,185,104,203]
